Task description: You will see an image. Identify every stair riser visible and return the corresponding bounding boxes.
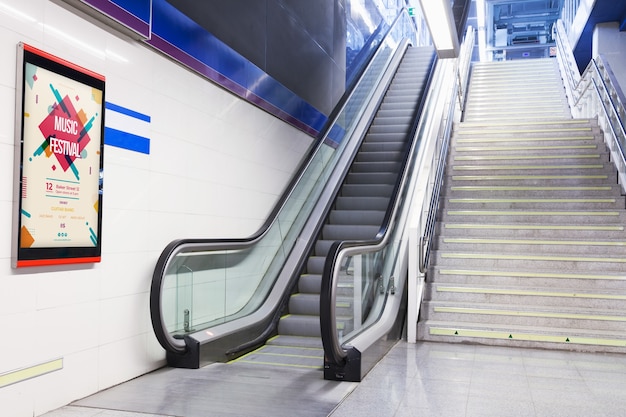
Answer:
[436,225,626,240]
[433,255,626,272]
[438,211,626,224]
[432,241,626,256]
[416,332,626,354]
[441,200,624,210]
[442,187,622,198]
[420,308,626,332]
[427,268,626,291]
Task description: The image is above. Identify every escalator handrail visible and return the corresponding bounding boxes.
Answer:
[320,48,439,366]
[150,9,417,356]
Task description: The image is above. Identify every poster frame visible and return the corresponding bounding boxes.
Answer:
[12,43,105,268]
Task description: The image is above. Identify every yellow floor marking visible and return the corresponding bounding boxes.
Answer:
[438,269,626,280]
[433,306,626,322]
[428,327,626,347]
[0,358,63,388]
[448,198,615,204]
[436,286,626,300]
[443,237,626,246]
[231,359,322,369]
[441,252,626,263]
[443,223,624,231]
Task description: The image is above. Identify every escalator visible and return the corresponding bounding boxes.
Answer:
[232,46,436,369]
[149,10,445,380]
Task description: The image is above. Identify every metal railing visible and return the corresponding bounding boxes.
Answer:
[406,26,475,344]
[555,20,626,193]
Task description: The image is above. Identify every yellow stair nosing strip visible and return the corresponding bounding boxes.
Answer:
[451,175,609,180]
[442,237,626,246]
[436,286,626,300]
[450,186,612,191]
[428,327,626,347]
[455,145,598,152]
[457,128,592,134]
[448,198,616,203]
[455,136,595,143]
[458,120,590,128]
[443,223,625,231]
[438,269,626,280]
[453,165,605,171]
[432,306,626,322]
[446,210,619,216]
[440,252,626,263]
[454,155,601,161]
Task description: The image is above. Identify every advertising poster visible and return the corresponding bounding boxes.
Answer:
[13,43,105,268]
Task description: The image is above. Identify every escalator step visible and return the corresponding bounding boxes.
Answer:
[328,209,386,225]
[334,196,391,211]
[340,183,394,197]
[321,224,381,240]
[345,172,398,184]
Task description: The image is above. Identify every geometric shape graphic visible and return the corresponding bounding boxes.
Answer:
[20,225,35,248]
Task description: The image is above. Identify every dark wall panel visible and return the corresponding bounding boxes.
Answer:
[166,0,346,115]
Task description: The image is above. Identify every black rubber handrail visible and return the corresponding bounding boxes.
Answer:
[149,9,413,356]
[320,47,438,367]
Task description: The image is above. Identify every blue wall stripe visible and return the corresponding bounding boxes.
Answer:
[104,127,151,154]
[105,102,151,122]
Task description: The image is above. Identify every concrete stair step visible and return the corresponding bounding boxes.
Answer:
[425,283,626,309]
[420,301,626,332]
[436,222,626,239]
[441,197,624,210]
[450,143,606,156]
[443,184,622,198]
[433,236,626,256]
[450,152,612,165]
[445,175,617,186]
[432,250,626,272]
[448,165,615,177]
[427,266,626,290]
[439,209,626,224]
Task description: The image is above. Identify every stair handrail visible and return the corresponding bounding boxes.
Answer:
[555,19,626,193]
[150,10,418,357]
[418,26,475,276]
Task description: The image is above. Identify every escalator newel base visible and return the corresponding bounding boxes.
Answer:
[323,347,362,382]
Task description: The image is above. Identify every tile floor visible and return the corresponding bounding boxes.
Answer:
[44,341,626,417]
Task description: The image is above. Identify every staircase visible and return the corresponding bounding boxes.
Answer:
[234,46,436,368]
[418,58,626,353]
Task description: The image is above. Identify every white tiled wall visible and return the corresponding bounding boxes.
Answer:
[0,1,314,416]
